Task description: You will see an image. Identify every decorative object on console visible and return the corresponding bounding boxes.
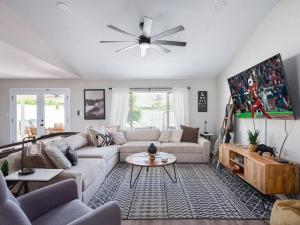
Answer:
[181,125,199,143]
[198,91,208,112]
[247,129,260,152]
[84,89,105,120]
[19,137,42,176]
[148,143,158,160]
[257,144,277,157]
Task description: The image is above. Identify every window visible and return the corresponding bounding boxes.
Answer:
[127,91,175,130]
[10,88,70,143]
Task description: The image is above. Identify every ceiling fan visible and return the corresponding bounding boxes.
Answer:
[100,16,186,57]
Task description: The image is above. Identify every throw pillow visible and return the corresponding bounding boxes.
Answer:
[96,132,113,147]
[169,129,183,143]
[181,125,199,143]
[65,147,78,166]
[87,126,106,146]
[158,131,170,143]
[110,131,126,145]
[44,141,72,169]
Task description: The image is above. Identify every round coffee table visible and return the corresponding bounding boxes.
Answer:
[125,152,177,188]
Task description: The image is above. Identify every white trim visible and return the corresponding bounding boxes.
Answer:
[9,88,71,143]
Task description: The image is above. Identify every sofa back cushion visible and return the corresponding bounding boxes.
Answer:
[64,133,88,150]
[125,129,160,141]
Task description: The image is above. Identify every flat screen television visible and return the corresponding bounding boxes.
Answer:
[227,54,295,119]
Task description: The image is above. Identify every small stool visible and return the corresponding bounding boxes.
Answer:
[270,200,300,225]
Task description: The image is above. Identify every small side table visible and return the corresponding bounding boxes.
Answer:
[200,132,215,141]
[5,168,63,195]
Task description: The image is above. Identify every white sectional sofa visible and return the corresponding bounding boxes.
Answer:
[0,128,210,204]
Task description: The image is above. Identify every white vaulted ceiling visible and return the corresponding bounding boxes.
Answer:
[0,0,279,79]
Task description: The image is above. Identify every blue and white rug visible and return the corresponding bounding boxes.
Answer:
[88,163,273,220]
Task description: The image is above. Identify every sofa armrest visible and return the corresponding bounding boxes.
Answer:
[198,137,211,149]
[18,179,78,221]
[68,201,121,225]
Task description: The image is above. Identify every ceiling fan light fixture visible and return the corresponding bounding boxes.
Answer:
[140,42,150,49]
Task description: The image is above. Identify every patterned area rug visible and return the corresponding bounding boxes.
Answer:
[88,163,273,220]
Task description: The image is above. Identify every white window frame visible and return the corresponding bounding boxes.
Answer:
[9,88,70,143]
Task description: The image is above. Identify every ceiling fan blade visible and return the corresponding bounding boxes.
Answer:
[141,48,147,57]
[115,43,139,52]
[151,44,170,53]
[142,16,152,38]
[100,41,138,43]
[107,25,139,39]
[153,40,187,47]
[151,25,185,40]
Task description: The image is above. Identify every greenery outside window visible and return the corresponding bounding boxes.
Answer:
[127,90,175,130]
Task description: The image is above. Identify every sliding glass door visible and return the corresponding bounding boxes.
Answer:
[10,89,70,143]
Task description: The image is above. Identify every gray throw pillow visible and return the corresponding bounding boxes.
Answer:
[110,132,127,145]
[65,147,78,166]
[44,141,72,169]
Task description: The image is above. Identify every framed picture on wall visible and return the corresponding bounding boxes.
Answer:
[84,89,105,120]
[198,91,207,112]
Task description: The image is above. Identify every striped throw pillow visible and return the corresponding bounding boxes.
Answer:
[96,132,113,147]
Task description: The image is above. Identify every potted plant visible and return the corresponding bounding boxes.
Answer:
[247,129,260,152]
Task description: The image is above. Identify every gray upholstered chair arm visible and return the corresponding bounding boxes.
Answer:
[18,179,78,221]
[68,201,121,225]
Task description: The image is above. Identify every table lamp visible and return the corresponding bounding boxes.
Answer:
[18,136,41,176]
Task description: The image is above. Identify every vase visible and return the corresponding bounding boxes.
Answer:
[248,144,257,152]
[148,143,157,160]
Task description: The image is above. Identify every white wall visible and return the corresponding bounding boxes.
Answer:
[216,0,300,163]
[0,79,217,145]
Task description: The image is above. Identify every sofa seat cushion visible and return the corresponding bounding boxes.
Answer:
[161,142,203,154]
[64,158,103,190]
[76,145,118,162]
[32,199,91,225]
[119,141,161,153]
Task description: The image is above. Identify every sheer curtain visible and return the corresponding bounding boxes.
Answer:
[109,88,129,129]
[173,88,189,129]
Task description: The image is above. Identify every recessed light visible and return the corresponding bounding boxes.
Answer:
[214,0,227,11]
[57,2,70,12]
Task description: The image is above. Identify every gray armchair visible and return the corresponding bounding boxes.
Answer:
[0,172,121,225]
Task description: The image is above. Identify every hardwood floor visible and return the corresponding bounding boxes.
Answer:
[122,220,269,225]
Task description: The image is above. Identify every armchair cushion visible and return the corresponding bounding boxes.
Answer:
[31,199,91,225]
[18,179,78,221]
